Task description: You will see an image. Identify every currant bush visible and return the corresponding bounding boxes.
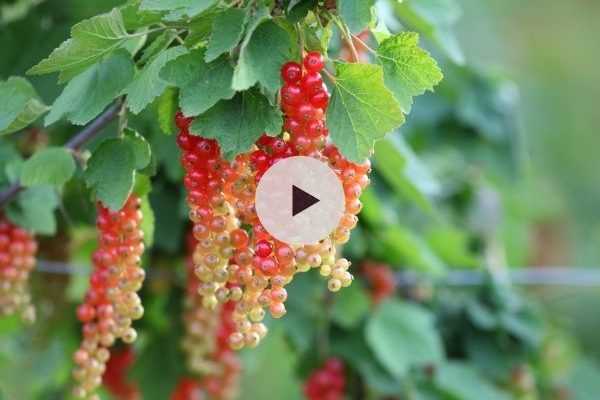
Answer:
[0,215,37,323]
[175,52,372,351]
[303,358,346,400]
[181,232,240,400]
[72,196,145,399]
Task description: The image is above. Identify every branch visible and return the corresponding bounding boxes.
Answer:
[0,101,122,208]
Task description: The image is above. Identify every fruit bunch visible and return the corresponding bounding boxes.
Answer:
[303,358,346,400]
[361,261,397,305]
[0,215,37,323]
[175,51,371,350]
[181,232,240,400]
[171,378,204,400]
[72,196,146,399]
[102,347,139,400]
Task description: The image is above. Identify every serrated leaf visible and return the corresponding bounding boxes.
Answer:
[6,186,59,235]
[20,147,76,187]
[190,89,282,160]
[124,46,187,114]
[84,138,136,211]
[183,8,220,47]
[27,9,136,80]
[232,7,291,92]
[366,300,444,378]
[140,0,216,19]
[161,49,235,116]
[139,30,178,65]
[337,0,374,34]
[377,32,443,113]
[45,51,134,126]
[0,77,49,136]
[124,128,151,169]
[121,0,165,30]
[327,62,404,162]
[205,8,247,62]
[393,0,464,64]
[156,87,178,135]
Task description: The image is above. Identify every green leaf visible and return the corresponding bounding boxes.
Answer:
[183,8,220,47]
[232,9,294,93]
[140,0,217,19]
[6,186,59,235]
[393,0,464,64]
[435,362,510,400]
[84,138,136,211]
[156,87,178,135]
[0,77,49,136]
[374,136,439,212]
[366,300,444,378]
[331,281,370,328]
[45,51,134,126]
[190,89,282,160]
[121,0,165,30]
[139,30,178,65]
[377,32,443,113]
[160,49,235,116]
[20,147,76,187]
[27,8,136,80]
[124,45,187,114]
[124,128,151,169]
[377,226,445,275]
[205,8,247,62]
[239,328,302,400]
[426,226,479,268]
[327,62,404,162]
[337,0,374,34]
[140,194,155,247]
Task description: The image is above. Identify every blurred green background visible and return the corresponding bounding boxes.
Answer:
[1,0,600,399]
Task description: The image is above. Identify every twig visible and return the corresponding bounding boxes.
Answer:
[333,17,360,63]
[0,101,122,208]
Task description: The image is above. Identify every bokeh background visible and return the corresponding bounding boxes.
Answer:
[1,0,599,399]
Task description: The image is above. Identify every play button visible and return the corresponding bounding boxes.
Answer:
[292,185,319,216]
[255,156,345,245]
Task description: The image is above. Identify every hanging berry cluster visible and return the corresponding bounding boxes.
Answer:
[0,215,37,323]
[303,358,347,400]
[181,232,240,400]
[102,347,139,400]
[72,196,146,400]
[175,51,371,350]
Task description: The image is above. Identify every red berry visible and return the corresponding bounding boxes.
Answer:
[301,72,323,95]
[281,61,302,83]
[254,240,272,257]
[304,51,325,72]
[310,90,330,109]
[281,84,304,106]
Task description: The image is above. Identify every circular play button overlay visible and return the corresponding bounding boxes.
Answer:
[255,156,345,246]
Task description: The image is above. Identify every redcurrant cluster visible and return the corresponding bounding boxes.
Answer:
[361,261,396,305]
[171,378,203,400]
[174,51,371,350]
[0,215,37,323]
[303,358,346,400]
[181,232,240,400]
[102,347,139,400]
[72,196,145,400]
